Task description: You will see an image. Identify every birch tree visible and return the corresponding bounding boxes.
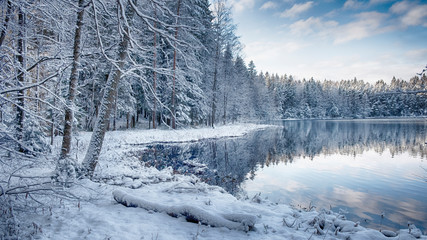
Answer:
[59,0,86,160]
[82,0,135,177]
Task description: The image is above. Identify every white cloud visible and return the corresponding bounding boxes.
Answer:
[280,1,314,18]
[369,0,393,5]
[334,11,390,44]
[343,0,364,9]
[390,1,411,14]
[390,1,427,27]
[289,17,338,37]
[287,11,392,44]
[283,180,307,192]
[260,1,277,10]
[400,5,427,27]
[344,0,393,10]
[230,0,255,13]
[243,35,420,83]
[236,0,423,84]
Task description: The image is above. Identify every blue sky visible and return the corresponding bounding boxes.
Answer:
[228,0,427,83]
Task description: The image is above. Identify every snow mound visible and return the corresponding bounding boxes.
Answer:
[113,189,256,231]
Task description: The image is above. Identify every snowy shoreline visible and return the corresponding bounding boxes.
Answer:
[58,123,276,163]
[29,124,427,239]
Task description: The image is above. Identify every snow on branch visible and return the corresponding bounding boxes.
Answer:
[0,72,59,95]
[112,190,256,231]
[416,64,427,76]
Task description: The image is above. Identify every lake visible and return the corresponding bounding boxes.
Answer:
[140,119,427,233]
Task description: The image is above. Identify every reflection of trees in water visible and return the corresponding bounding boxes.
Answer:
[276,120,427,162]
[139,130,277,194]
[140,120,427,194]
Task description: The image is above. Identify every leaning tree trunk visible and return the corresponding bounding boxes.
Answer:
[82,0,134,178]
[60,0,86,160]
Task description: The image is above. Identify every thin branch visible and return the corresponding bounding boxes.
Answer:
[0,72,58,95]
[0,95,56,125]
[5,182,52,195]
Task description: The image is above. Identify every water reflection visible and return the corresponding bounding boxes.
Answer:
[269,119,427,162]
[140,129,274,195]
[139,119,427,232]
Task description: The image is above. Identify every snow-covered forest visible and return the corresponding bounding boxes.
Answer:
[1,0,427,157]
[1,0,427,238]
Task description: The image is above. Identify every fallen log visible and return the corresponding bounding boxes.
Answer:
[112,190,256,231]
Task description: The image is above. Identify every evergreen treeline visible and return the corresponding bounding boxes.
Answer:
[266,75,427,119]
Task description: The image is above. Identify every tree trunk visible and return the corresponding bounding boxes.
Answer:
[171,0,181,129]
[113,90,117,130]
[82,0,134,178]
[126,112,129,129]
[152,4,157,129]
[112,190,256,231]
[211,41,220,128]
[50,80,61,145]
[16,8,26,153]
[0,0,11,48]
[86,75,97,131]
[60,0,85,160]
[223,93,227,125]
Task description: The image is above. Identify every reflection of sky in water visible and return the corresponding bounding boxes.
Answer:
[243,150,427,232]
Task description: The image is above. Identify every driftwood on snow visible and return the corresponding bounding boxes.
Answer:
[112,190,256,231]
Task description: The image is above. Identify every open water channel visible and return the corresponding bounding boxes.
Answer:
[140,119,427,233]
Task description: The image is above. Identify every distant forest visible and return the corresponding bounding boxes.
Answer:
[264,74,427,119]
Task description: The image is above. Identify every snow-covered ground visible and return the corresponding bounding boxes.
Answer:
[18,124,427,239]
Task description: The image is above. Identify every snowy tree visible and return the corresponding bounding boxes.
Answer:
[209,0,238,127]
[0,0,81,236]
[229,56,250,122]
[81,0,136,177]
[58,0,87,183]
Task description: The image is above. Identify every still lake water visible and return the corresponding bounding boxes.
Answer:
[140,119,427,232]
